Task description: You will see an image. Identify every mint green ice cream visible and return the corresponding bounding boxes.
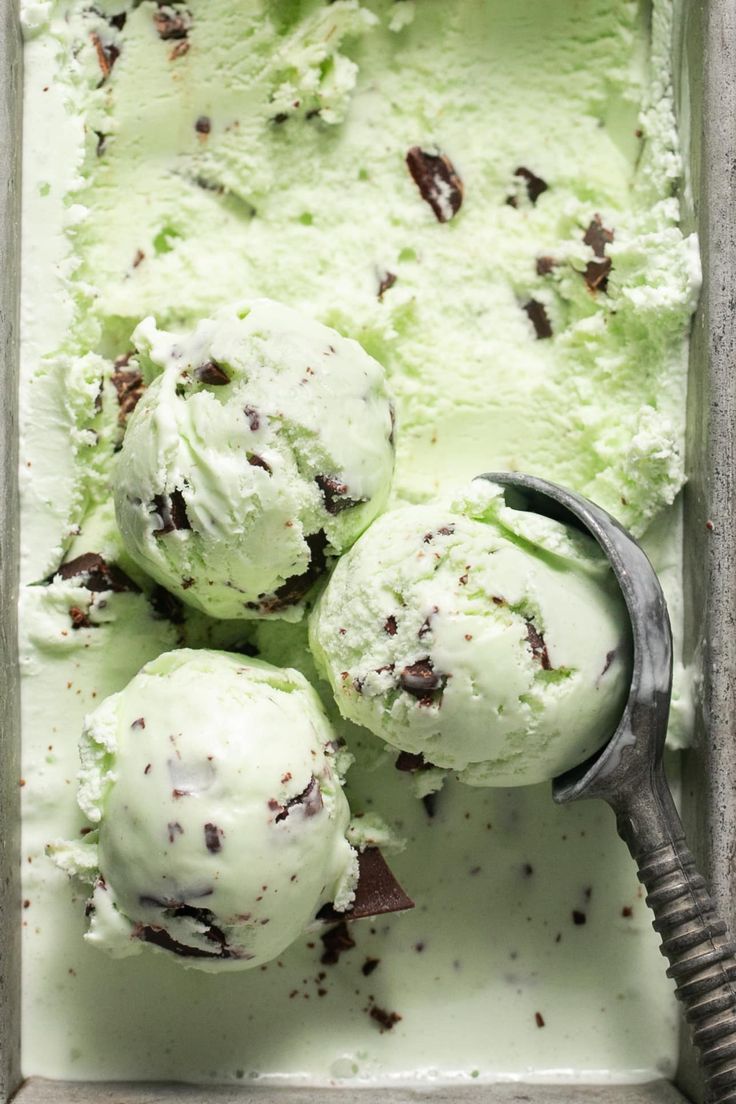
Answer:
[311,480,631,786]
[113,299,394,620]
[52,649,359,970]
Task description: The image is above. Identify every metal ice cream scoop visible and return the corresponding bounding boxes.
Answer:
[482,471,736,1104]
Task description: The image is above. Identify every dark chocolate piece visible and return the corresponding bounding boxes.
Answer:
[572,909,587,926]
[204,823,223,853]
[152,490,191,535]
[195,115,211,135]
[153,7,191,40]
[395,751,434,773]
[56,552,139,594]
[583,214,614,258]
[319,848,414,924]
[536,256,558,276]
[109,12,127,30]
[369,1005,402,1032]
[274,776,323,823]
[248,531,328,613]
[111,365,145,425]
[583,257,612,293]
[149,584,185,624]
[406,147,463,223]
[244,405,260,431]
[526,620,551,670]
[508,166,548,206]
[319,920,355,965]
[195,360,229,385]
[384,614,398,636]
[535,1012,546,1028]
[362,957,380,976]
[399,658,446,703]
[422,791,438,818]
[69,606,92,630]
[523,299,553,339]
[315,474,363,516]
[91,33,120,80]
[378,272,397,300]
[248,454,272,474]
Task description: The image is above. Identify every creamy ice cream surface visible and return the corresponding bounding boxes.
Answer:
[20,0,696,1086]
[311,479,630,787]
[51,649,359,970]
[114,300,394,620]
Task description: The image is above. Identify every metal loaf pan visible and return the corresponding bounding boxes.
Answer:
[1,0,734,1101]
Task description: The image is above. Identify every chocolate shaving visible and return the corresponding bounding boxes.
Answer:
[583,257,612,293]
[406,146,463,223]
[56,552,139,594]
[315,474,363,515]
[319,920,355,965]
[507,166,548,207]
[248,531,328,613]
[91,33,120,80]
[318,848,414,924]
[378,272,397,300]
[152,490,191,535]
[153,7,191,40]
[274,776,323,823]
[523,299,553,340]
[195,360,229,386]
[583,214,614,258]
[204,823,223,853]
[248,454,272,474]
[526,620,551,670]
[111,365,145,425]
[149,584,185,625]
[399,658,446,703]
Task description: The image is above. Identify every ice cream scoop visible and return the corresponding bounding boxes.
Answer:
[113,299,394,621]
[309,478,631,787]
[50,649,411,972]
[485,471,736,1104]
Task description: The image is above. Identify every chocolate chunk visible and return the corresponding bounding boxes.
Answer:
[369,1005,402,1032]
[244,405,260,431]
[149,584,185,624]
[395,751,434,772]
[91,33,120,80]
[315,474,363,515]
[523,299,553,340]
[362,957,380,976]
[536,256,558,277]
[248,454,272,474]
[250,531,328,613]
[323,848,414,923]
[583,257,612,293]
[274,776,323,823]
[195,115,211,135]
[422,792,438,818]
[195,360,229,385]
[378,272,397,300]
[153,7,191,40]
[399,658,446,703]
[572,909,587,926]
[167,821,184,843]
[583,214,614,258]
[152,490,191,535]
[507,166,548,207]
[135,923,239,960]
[56,552,139,594]
[111,365,145,425]
[204,823,223,853]
[526,620,551,670]
[319,920,355,965]
[406,147,463,223]
[109,12,127,30]
[132,717,146,730]
[69,606,91,630]
[384,614,398,636]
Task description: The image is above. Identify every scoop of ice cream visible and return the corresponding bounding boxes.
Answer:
[113,299,394,620]
[52,648,360,971]
[309,480,631,787]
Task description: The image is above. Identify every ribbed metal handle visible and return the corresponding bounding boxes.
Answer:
[637,837,736,1103]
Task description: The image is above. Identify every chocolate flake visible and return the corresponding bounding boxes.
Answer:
[384,614,398,636]
[369,1005,402,1032]
[523,299,553,340]
[399,658,446,704]
[583,257,612,293]
[320,921,355,965]
[152,490,191,535]
[583,214,614,258]
[362,957,381,977]
[91,33,120,80]
[248,454,272,474]
[526,620,551,670]
[204,823,223,853]
[111,365,145,425]
[507,166,548,207]
[315,474,363,516]
[406,146,463,223]
[378,272,397,300]
[195,360,229,386]
[244,405,260,431]
[56,552,139,594]
[274,776,323,823]
[153,7,192,41]
[150,584,185,624]
[249,531,328,613]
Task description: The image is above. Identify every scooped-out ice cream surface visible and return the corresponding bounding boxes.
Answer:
[310,479,631,787]
[113,299,395,620]
[52,649,361,971]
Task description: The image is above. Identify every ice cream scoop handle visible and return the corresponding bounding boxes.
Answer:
[629,821,736,1102]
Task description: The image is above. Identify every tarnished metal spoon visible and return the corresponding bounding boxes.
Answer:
[482,471,736,1104]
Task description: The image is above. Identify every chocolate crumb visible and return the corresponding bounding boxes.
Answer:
[526,620,551,669]
[320,920,355,965]
[601,649,616,677]
[508,166,548,207]
[248,454,272,474]
[195,360,229,386]
[91,33,120,80]
[378,272,397,300]
[167,821,184,843]
[272,112,289,125]
[535,1012,546,1028]
[370,1005,402,1032]
[131,717,146,730]
[536,255,558,276]
[69,606,92,630]
[204,823,223,853]
[572,909,587,926]
[362,957,380,977]
[109,12,126,30]
[169,39,190,60]
[583,214,614,258]
[144,763,152,775]
[523,299,553,339]
[132,249,145,268]
[422,791,438,818]
[195,115,211,136]
[622,905,633,918]
[384,614,398,636]
[244,405,260,431]
[406,146,463,223]
[522,862,534,877]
